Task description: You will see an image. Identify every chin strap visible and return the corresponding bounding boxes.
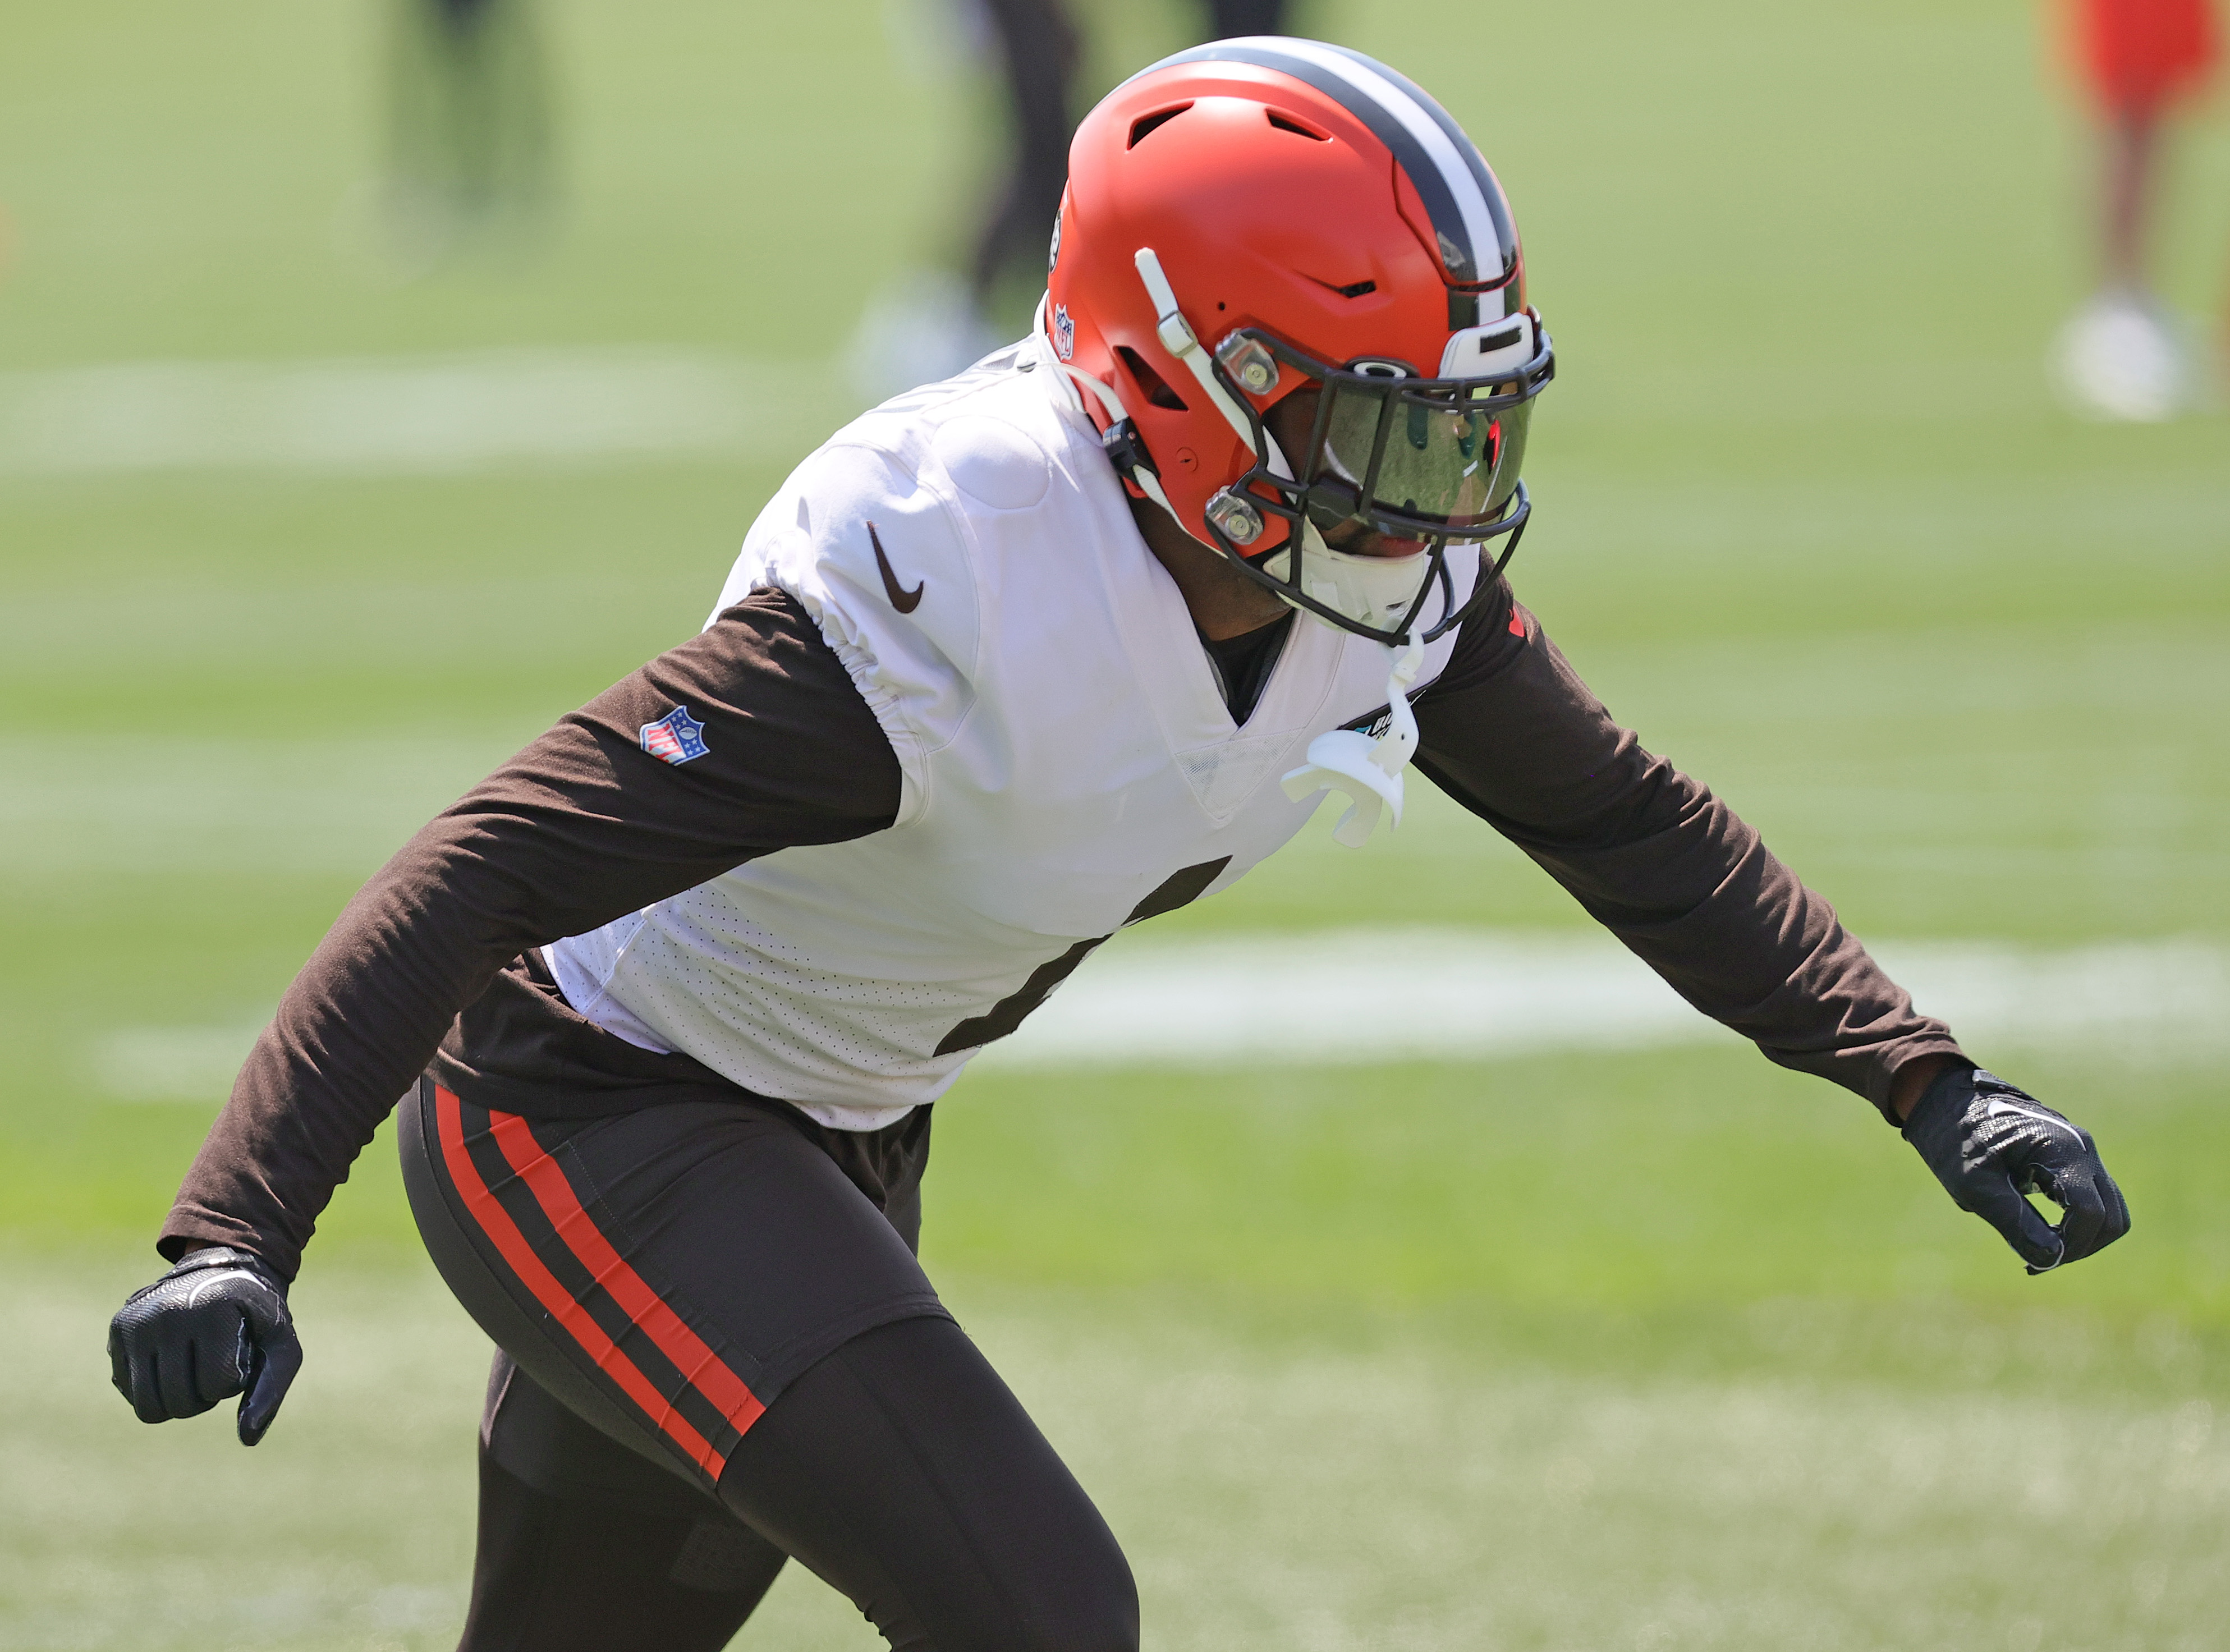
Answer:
[1134,247,1258,450]
[1280,636,1426,847]
[1034,292,1192,525]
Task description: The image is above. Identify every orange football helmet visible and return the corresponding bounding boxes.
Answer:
[1043,39,1554,646]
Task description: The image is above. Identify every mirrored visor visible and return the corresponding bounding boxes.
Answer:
[1319,379,1532,530]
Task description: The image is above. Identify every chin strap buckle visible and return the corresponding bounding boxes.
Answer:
[1101,418,1158,489]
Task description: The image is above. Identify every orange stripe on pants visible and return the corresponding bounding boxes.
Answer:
[433,1085,747,1478]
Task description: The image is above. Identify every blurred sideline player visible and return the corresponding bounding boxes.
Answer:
[111,40,2127,1652]
[2055,0,2220,419]
[856,0,1291,394]
[382,0,554,267]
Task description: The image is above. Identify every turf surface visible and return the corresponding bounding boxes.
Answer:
[3,0,2228,1646]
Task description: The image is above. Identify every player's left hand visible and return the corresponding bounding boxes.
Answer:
[1902,1067,2130,1274]
[107,1246,302,1446]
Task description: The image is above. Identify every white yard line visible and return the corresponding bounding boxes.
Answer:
[91,1024,271,1102]
[92,930,2229,1100]
[983,928,2230,1069]
[0,350,843,475]
[0,735,516,874]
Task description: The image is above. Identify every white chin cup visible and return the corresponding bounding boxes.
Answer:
[1261,518,1434,636]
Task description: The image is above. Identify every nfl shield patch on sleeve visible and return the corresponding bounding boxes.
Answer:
[640,706,709,765]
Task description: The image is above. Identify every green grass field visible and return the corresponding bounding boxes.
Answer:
[4,1,2229,1647]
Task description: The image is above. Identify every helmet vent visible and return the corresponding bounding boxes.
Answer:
[1114,345,1190,412]
[1265,110,1329,141]
[1127,103,1193,148]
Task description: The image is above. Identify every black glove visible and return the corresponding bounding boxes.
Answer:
[108,1246,304,1446]
[1902,1067,2130,1274]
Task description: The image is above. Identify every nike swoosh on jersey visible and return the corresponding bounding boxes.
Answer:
[868,522,924,614]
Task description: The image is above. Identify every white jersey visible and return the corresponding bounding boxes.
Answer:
[547,342,1478,1130]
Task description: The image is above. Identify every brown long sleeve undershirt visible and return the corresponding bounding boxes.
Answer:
[160,589,903,1278]
[1412,579,1961,1116]
[163,576,1957,1282]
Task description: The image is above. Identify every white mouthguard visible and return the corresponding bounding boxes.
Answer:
[1280,636,1427,848]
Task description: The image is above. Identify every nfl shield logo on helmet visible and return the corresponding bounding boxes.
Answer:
[640,706,709,765]
[1053,303,1076,361]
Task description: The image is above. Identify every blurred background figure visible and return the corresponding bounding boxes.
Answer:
[851,0,1290,397]
[2054,0,2219,420]
[383,0,556,269]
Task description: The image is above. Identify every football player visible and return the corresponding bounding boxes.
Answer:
[109,40,2129,1652]
[383,0,553,263]
[2054,0,2220,417]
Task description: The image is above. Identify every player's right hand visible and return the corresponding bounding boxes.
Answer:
[108,1246,303,1446]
